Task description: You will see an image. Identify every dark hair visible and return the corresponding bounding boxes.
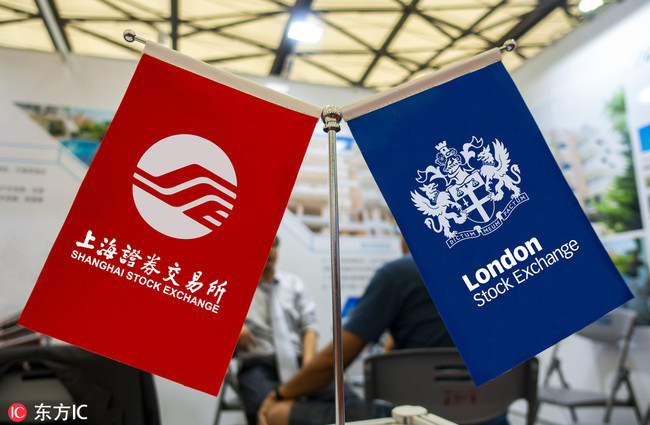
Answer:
[273,236,280,246]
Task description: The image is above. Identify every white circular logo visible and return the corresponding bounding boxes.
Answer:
[133,134,237,239]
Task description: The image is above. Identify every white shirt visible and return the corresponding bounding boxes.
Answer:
[239,270,318,359]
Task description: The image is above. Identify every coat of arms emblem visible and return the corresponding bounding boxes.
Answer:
[410,136,529,248]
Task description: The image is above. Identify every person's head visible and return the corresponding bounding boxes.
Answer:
[262,236,280,279]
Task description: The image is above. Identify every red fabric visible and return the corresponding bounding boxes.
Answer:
[20,53,318,396]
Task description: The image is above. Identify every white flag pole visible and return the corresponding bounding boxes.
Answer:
[321,105,346,425]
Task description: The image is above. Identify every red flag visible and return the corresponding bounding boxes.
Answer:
[19,42,320,395]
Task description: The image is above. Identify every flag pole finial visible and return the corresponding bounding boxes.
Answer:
[500,39,517,53]
[321,105,342,133]
[123,29,145,44]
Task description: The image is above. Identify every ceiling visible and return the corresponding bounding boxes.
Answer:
[0,0,616,90]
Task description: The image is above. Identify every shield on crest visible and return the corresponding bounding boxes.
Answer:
[449,171,494,223]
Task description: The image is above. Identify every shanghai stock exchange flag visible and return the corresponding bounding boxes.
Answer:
[343,48,633,385]
[19,41,321,395]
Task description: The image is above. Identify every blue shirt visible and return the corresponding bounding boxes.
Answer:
[344,254,454,349]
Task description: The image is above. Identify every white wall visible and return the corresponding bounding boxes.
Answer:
[513,0,650,422]
[0,49,136,314]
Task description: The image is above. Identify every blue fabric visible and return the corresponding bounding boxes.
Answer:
[347,60,633,385]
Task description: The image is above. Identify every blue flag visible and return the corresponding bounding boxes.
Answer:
[343,49,633,385]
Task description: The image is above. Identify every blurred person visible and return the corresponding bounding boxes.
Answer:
[257,237,509,425]
[236,236,319,425]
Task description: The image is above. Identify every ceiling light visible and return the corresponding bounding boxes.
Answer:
[288,21,323,43]
[578,0,604,14]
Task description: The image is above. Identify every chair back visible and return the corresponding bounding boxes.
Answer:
[0,312,46,348]
[576,309,637,374]
[583,309,639,421]
[0,344,160,425]
[364,347,538,425]
[576,309,637,343]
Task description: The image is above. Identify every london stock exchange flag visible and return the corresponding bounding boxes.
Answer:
[19,41,321,395]
[343,48,633,385]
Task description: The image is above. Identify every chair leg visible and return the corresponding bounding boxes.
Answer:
[603,369,642,424]
[623,375,642,424]
[214,392,224,425]
[214,407,222,425]
[527,400,539,425]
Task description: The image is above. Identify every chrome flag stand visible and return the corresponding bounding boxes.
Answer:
[321,105,346,425]
[122,30,517,425]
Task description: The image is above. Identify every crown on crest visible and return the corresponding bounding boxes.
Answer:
[435,141,456,167]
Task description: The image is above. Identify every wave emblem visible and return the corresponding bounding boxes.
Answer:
[132,134,237,239]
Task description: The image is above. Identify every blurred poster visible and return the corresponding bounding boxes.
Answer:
[603,236,650,325]
[16,103,113,166]
[622,57,650,325]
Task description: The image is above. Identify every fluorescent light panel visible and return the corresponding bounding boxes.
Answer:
[288,21,323,43]
[578,0,604,13]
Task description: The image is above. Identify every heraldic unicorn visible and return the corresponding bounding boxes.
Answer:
[410,136,529,248]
